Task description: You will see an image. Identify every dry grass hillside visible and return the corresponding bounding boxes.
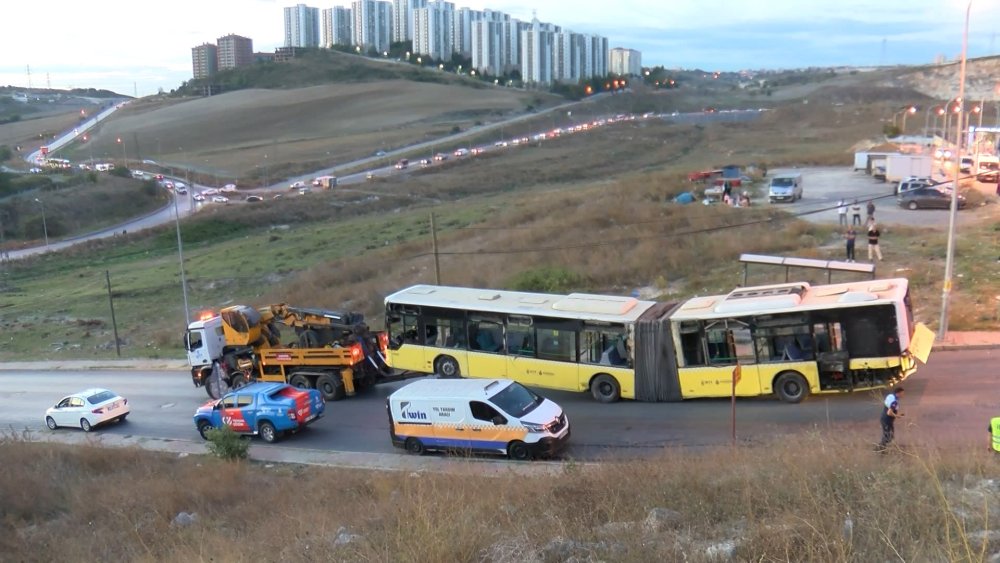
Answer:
[893,55,1000,101]
[4,435,1000,562]
[65,82,557,177]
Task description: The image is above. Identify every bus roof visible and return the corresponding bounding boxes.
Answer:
[390,378,513,401]
[669,278,909,321]
[385,285,659,323]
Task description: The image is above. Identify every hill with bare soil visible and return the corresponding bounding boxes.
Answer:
[61,81,558,178]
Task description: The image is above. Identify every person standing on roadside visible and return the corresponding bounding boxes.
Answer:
[866,200,876,225]
[844,226,856,262]
[851,199,862,225]
[877,388,904,452]
[988,416,1000,452]
[867,223,883,261]
[837,199,848,226]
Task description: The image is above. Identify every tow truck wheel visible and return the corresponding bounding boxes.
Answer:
[315,374,345,401]
[289,374,312,389]
[230,373,248,390]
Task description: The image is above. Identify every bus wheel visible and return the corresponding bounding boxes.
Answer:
[590,374,621,403]
[507,440,532,461]
[289,374,312,389]
[775,372,810,403]
[405,437,425,455]
[435,356,460,378]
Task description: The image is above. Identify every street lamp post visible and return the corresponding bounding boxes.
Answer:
[33,198,49,247]
[172,191,190,326]
[116,137,127,168]
[940,0,972,340]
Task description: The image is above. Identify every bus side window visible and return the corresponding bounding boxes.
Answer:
[536,328,576,362]
[469,319,502,353]
[506,316,535,357]
[679,323,705,366]
[706,328,732,364]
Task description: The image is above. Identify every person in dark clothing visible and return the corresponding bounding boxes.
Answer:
[866,200,876,224]
[877,389,904,451]
[867,223,883,261]
[845,227,856,262]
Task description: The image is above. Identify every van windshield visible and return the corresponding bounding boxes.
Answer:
[771,178,795,187]
[489,382,543,418]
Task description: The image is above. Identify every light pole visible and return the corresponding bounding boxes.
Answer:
[940,0,972,341]
[172,190,190,326]
[33,198,49,247]
[116,136,127,168]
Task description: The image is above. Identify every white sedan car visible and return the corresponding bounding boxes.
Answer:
[211,195,229,203]
[45,388,130,432]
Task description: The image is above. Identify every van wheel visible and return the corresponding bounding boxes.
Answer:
[289,374,312,389]
[435,356,460,378]
[775,372,810,403]
[315,373,345,401]
[405,437,425,455]
[507,440,532,461]
[907,201,918,210]
[590,374,621,403]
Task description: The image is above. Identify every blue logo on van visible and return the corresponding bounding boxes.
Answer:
[400,401,428,420]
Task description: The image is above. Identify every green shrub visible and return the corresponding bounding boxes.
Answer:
[204,425,250,461]
[508,267,586,293]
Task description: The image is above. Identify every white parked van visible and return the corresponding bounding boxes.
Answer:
[768,173,803,203]
[387,378,570,460]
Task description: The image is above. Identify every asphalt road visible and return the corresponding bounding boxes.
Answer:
[1,349,994,460]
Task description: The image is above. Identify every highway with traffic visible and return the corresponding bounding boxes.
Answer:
[0,349,994,460]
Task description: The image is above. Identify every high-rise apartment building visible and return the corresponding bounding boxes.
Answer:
[285,4,321,48]
[552,29,575,83]
[392,0,426,43]
[609,47,642,76]
[191,43,218,79]
[352,0,393,53]
[322,6,353,47]
[591,35,609,77]
[452,7,482,57]
[217,34,254,70]
[521,18,554,85]
[471,19,503,75]
[413,1,454,61]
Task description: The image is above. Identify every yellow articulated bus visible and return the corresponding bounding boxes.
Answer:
[384,279,933,403]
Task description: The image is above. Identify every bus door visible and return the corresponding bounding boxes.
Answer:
[505,315,538,385]
[680,321,760,397]
[466,316,506,379]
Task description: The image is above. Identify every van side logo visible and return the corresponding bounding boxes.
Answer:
[400,401,428,420]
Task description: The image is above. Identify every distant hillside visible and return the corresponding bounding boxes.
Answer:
[178,49,487,95]
[891,55,1000,101]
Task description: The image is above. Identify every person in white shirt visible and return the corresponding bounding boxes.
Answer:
[837,200,848,226]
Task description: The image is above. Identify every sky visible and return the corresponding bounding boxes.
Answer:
[1,0,998,97]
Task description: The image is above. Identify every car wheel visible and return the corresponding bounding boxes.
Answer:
[118,414,128,423]
[507,440,532,461]
[45,416,57,430]
[259,421,278,443]
[315,373,345,401]
[590,374,621,403]
[907,201,918,210]
[289,374,312,389]
[435,356,460,378]
[775,372,810,403]
[197,419,213,440]
[405,437,425,455]
[80,418,92,432]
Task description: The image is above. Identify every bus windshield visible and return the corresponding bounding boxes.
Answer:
[489,382,543,418]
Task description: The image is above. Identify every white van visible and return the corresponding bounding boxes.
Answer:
[768,173,803,203]
[387,378,570,460]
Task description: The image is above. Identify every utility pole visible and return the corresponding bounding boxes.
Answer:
[430,212,441,284]
[106,270,121,357]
